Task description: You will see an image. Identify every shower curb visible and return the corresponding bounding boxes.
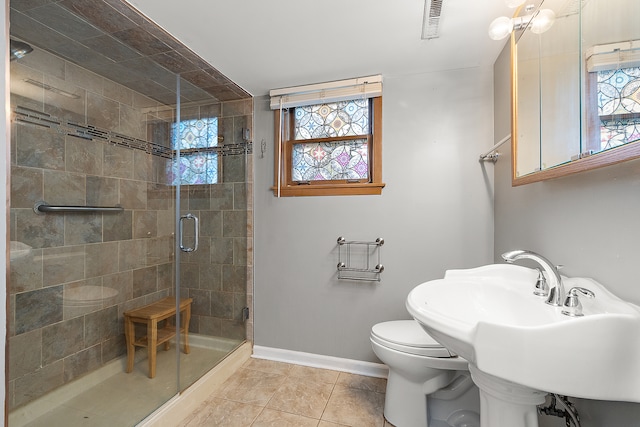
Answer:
[138,341,252,427]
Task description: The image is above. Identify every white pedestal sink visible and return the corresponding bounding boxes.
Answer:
[406,264,640,427]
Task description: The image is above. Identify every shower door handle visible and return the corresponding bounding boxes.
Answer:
[179,213,199,252]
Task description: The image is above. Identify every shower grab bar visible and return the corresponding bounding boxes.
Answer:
[34,201,124,214]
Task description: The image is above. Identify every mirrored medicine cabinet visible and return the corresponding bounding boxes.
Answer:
[511,0,640,185]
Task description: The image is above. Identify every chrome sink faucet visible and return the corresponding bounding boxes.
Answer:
[501,250,566,307]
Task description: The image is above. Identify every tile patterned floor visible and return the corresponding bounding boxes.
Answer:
[179,358,395,427]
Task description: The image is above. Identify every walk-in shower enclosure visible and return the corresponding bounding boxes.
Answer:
[7,0,252,424]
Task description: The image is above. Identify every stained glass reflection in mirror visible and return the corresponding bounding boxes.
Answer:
[167,117,219,185]
[597,67,640,150]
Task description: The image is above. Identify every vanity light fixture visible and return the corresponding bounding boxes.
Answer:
[528,9,556,34]
[488,3,556,41]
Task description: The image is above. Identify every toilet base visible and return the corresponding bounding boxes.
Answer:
[384,370,480,427]
[370,323,480,427]
[384,369,439,427]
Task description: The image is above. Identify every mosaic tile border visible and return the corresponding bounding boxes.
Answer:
[14,105,252,159]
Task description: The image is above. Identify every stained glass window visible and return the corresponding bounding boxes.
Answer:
[167,117,219,185]
[295,100,369,140]
[597,67,640,150]
[292,139,369,181]
[291,99,370,182]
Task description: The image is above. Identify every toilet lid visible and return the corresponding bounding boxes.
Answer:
[371,320,454,357]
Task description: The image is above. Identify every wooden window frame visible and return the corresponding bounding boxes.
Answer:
[272,96,385,197]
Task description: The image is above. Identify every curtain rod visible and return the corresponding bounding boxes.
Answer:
[479,134,511,162]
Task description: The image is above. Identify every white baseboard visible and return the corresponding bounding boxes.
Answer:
[252,345,388,379]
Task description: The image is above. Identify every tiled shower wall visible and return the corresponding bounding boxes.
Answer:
[8,47,252,409]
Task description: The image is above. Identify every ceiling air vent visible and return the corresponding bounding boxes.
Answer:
[422,0,443,40]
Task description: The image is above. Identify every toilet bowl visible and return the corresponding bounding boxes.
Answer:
[371,320,480,427]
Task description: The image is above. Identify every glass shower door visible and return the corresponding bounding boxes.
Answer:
[7,39,181,427]
[173,75,249,393]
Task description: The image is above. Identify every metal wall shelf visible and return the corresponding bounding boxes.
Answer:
[337,236,384,282]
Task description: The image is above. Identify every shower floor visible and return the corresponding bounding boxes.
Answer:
[11,337,242,427]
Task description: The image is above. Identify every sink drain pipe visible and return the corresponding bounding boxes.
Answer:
[538,394,581,427]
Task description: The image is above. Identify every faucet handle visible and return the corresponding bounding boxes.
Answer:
[562,287,595,317]
[533,268,549,297]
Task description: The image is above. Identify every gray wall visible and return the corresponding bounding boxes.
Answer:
[254,68,496,362]
[493,43,640,426]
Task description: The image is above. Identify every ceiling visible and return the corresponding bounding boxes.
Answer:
[126,0,514,97]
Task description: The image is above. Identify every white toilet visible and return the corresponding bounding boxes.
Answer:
[371,320,480,427]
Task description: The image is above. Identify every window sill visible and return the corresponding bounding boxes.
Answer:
[271,182,386,197]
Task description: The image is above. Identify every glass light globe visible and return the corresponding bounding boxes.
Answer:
[530,9,556,34]
[488,16,514,40]
[505,0,526,8]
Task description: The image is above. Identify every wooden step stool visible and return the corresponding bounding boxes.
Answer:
[124,297,193,378]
